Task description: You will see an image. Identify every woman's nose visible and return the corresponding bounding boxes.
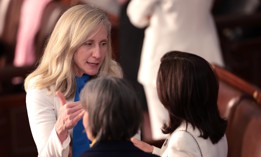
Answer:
[92,45,101,58]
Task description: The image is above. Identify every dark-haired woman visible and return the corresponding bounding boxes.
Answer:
[131,51,228,157]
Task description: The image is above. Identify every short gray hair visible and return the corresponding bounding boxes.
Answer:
[80,76,142,141]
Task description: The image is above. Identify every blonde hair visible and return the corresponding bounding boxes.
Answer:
[24,4,122,99]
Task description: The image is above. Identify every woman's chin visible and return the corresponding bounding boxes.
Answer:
[85,70,99,76]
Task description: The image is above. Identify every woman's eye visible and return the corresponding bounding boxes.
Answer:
[84,42,92,46]
[100,42,107,46]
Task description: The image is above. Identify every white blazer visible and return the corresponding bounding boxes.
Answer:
[26,88,72,157]
[153,122,228,157]
[127,0,224,87]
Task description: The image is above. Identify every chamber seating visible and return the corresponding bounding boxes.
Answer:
[212,63,261,119]
[226,95,261,157]
[0,65,36,157]
[0,65,35,95]
[212,64,261,156]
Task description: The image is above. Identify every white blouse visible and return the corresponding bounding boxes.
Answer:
[152,123,228,157]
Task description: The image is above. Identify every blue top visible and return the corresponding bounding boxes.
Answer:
[73,74,91,157]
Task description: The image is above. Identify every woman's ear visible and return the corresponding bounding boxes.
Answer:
[83,111,88,130]
[83,111,94,141]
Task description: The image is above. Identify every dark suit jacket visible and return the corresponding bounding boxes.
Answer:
[79,140,159,157]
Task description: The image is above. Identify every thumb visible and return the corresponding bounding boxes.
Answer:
[56,91,66,106]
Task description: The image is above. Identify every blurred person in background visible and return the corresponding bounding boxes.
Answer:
[13,0,52,67]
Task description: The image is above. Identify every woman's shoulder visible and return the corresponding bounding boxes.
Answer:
[26,75,42,90]
[26,75,54,94]
[26,86,55,105]
[168,122,201,147]
[162,123,203,157]
[26,75,55,102]
[168,122,228,157]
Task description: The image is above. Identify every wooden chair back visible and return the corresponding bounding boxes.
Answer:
[226,95,261,157]
[212,64,261,118]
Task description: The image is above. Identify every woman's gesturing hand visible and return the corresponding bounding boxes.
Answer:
[131,137,154,153]
[55,91,85,143]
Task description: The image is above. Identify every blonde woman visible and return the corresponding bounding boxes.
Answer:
[24,4,122,157]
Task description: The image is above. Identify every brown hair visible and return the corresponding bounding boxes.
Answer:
[157,51,227,144]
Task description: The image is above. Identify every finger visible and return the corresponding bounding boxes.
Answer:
[66,106,83,116]
[67,110,85,128]
[131,138,140,148]
[67,108,84,121]
[56,91,66,106]
[74,110,85,122]
[131,137,139,143]
[66,101,82,109]
[131,138,143,147]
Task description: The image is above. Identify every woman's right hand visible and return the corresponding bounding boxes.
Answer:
[131,137,154,153]
[55,91,84,143]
